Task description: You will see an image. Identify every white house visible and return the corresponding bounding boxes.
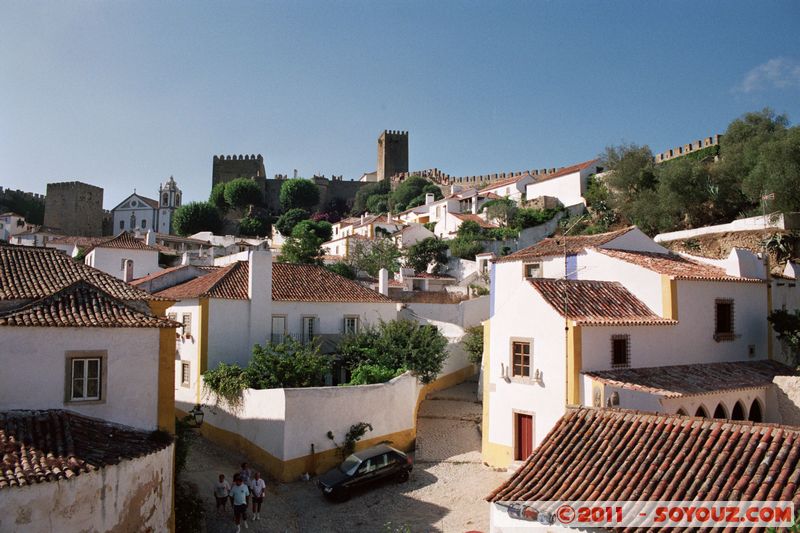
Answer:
[0,212,33,241]
[433,211,497,239]
[524,158,602,208]
[84,231,162,281]
[481,226,795,469]
[0,243,177,531]
[478,173,536,202]
[323,214,405,259]
[392,223,436,249]
[146,251,400,409]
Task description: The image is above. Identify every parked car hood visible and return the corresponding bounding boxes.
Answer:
[318,467,350,487]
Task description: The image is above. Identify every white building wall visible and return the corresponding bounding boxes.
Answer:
[577,250,665,314]
[525,172,584,207]
[113,207,157,234]
[85,247,161,280]
[171,300,202,406]
[0,328,161,430]
[0,443,174,533]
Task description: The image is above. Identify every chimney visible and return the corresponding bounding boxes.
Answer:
[361,213,366,225]
[378,268,389,296]
[248,250,273,300]
[471,195,478,214]
[145,230,155,246]
[181,252,190,265]
[123,259,133,283]
[387,211,393,223]
[425,193,434,205]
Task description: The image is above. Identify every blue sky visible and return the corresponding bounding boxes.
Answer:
[1,1,799,209]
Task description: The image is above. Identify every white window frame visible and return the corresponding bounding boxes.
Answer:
[523,262,542,279]
[271,315,287,344]
[302,316,317,343]
[182,313,192,335]
[181,361,190,387]
[344,316,359,335]
[65,352,106,403]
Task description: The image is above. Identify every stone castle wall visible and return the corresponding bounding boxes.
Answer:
[654,134,722,163]
[377,130,409,181]
[212,154,267,188]
[44,181,104,236]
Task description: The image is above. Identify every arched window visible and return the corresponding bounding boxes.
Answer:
[676,408,687,416]
[713,403,727,419]
[749,399,763,422]
[695,406,709,418]
[731,401,745,421]
[163,193,169,206]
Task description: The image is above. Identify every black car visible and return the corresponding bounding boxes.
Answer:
[317,444,413,501]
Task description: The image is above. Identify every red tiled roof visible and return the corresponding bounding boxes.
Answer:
[131,265,191,286]
[272,263,394,303]
[88,231,159,253]
[46,236,105,248]
[533,158,600,183]
[488,407,800,506]
[0,281,177,328]
[598,248,764,283]
[584,360,795,398]
[154,262,248,300]
[478,173,532,193]
[0,410,172,489]
[494,227,635,263]
[452,213,498,229]
[530,278,675,325]
[0,244,160,301]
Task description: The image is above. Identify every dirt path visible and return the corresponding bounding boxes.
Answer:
[181,379,508,532]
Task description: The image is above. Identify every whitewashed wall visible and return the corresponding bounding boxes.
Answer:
[86,247,161,280]
[525,171,584,207]
[0,328,160,430]
[654,212,800,243]
[0,443,173,533]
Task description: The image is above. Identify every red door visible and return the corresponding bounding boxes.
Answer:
[515,414,533,460]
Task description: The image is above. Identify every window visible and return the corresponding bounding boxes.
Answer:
[168,312,177,322]
[271,315,286,344]
[119,220,125,230]
[611,335,630,368]
[181,361,190,387]
[141,219,147,229]
[302,316,316,343]
[69,357,102,401]
[511,341,531,377]
[182,313,192,335]
[162,193,169,206]
[344,316,359,335]
[523,262,542,279]
[714,299,734,341]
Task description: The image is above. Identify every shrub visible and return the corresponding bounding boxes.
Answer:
[238,216,269,237]
[448,237,484,260]
[463,325,484,365]
[352,179,390,215]
[223,178,263,209]
[457,220,483,238]
[202,362,249,409]
[246,339,331,389]
[209,182,228,212]
[405,237,449,274]
[348,363,405,385]
[514,207,560,229]
[172,202,223,236]
[274,208,309,236]
[280,178,320,211]
[327,262,356,279]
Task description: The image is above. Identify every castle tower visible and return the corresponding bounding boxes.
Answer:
[212,154,266,188]
[377,130,409,181]
[158,176,182,234]
[44,181,104,236]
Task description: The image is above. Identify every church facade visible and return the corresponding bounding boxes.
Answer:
[112,177,182,235]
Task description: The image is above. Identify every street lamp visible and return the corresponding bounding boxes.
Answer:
[188,404,204,427]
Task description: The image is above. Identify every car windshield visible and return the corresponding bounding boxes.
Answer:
[339,454,362,475]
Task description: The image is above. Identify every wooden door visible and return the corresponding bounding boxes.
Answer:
[515,413,534,460]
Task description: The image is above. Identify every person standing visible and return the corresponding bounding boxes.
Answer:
[238,462,253,486]
[250,472,266,521]
[230,474,250,532]
[213,474,231,514]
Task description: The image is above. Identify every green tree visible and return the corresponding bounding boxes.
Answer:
[391,176,442,211]
[347,237,403,277]
[405,237,449,274]
[513,208,561,229]
[463,325,484,365]
[448,237,484,260]
[482,198,517,226]
[603,143,657,209]
[769,309,800,366]
[338,319,449,384]
[366,194,390,214]
[292,219,333,242]
[457,220,484,238]
[246,338,331,389]
[746,127,800,213]
[238,216,270,237]
[172,202,223,236]
[279,178,320,212]
[209,183,229,212]
[352,179,391,215]
[278,222,326,264]
[327,262,356,279]
[223,178,263,209]
[274,208,309,236]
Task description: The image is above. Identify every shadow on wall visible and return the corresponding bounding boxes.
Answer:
[771,376,800,425]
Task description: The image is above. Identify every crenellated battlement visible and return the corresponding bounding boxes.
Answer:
[0,187,45,201]
[654,134,722,163]
[213,154,264,161]
[382,130,408,137]
[391,167,564,188]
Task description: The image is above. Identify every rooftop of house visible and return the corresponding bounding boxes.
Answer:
[532,158,600,183]
[153,260,395,304]
[597,248,764,283]
[478,173,533,193]
[131,264,194,286]
[529,278,676,326]
[487,407,800,506]
[452,213,498,229]
[584,360,796,398]
[494,226,636,263]
[0,281,177,328]
[86,232,160,253]
[112,193,159,211]
[46,236,106,248]
[0,243,160,302]
[0,410,172,490]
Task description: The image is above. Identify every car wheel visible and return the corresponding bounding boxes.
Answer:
[396,470,409,483]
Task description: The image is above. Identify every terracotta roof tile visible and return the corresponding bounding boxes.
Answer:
[478,173,533,193]
[131,265,191,286]
[46,236,105,248]
[154,262,248,300]
[584,360,795,398]
[530,278,675,325]
[452,213,498,229]
[0,244,161,301]
[488,407,800,509]
[494,227,635,263]
[0,281,177,328]
[598,248,764,283]
[272,263,394,303]
[87,231,159,253]
[533,158,599,183]
[0,410,172,489]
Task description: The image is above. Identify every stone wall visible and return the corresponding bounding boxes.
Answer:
[770,376,800,426]
[43,181,104,236]
[212,154,266,188]
[377,130,408,181]
[654,134,722,163]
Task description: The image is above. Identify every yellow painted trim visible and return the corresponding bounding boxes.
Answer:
[197,297,210,404]
[661,275,678,320]
[149,301,177,434]
[567,323,582,405]
[482,440,513,469]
